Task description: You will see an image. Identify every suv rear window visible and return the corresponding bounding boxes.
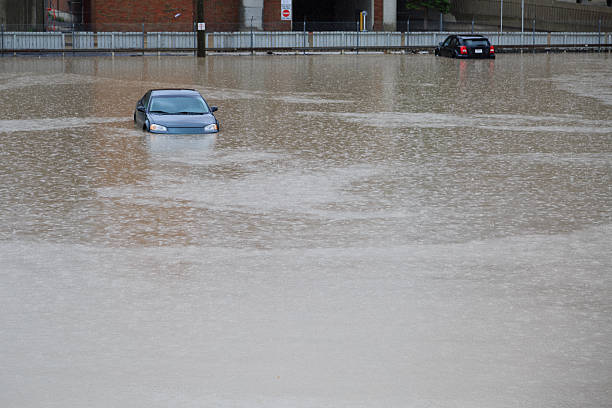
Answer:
[464,39,489,47]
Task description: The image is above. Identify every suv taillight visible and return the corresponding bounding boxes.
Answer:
[490,45,495,54]
[459,46,468,55]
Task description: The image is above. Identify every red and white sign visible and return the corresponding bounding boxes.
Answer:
[281,0,292,21]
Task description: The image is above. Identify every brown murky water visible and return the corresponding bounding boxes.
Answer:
[1,53,611,407]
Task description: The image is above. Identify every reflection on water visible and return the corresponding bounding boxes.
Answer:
[145,133,216,154]
[0,54,611,408]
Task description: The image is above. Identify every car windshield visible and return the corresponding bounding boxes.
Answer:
[149,95,209,114]
[464,39,489,47]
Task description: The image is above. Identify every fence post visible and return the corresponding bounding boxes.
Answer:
[500,0,504,33]
[471,17,474,33]
[407,18,410,49]
[250,16,254,55]
[532,18,535,50]
[142,23,145,56]
[598,18,601,52]
[303,18,306,55]
[1,24,4,55]
[439,13,443,32]
[356,21,359,54]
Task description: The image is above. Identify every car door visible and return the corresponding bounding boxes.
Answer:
[441,36,453,57]
[447,37,458,57]
[135,91,150,128]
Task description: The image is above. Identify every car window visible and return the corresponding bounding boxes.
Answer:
[450,38,458,47]
[464,39,490,47]
[149,95,210,114]
[143,92,151,108]
[442,37,452,47]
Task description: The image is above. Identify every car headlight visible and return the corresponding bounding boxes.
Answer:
[204,123,218,132]
[149,123,167,132]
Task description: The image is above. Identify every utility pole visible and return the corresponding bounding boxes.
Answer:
[197,0,206,57]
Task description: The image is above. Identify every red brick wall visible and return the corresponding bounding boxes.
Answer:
[374,0,383,30]
[202,0,241,32]
[263,0,292,31]
[91,0,194,31]
[90,0,386,32]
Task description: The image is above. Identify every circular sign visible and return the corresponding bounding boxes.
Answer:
[282,9,290,18]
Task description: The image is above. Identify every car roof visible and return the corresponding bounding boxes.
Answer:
[149,89,201,97]
[456,34,489,40]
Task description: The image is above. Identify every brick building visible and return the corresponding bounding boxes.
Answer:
[87,0,395,32]
[90,0,194,31]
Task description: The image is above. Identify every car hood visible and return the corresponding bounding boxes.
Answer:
[149,113,216,128]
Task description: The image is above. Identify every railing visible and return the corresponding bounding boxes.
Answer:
[147,32,195,49]
[97,32,143,49]
[1,32,64,50]
[1,30,610,54]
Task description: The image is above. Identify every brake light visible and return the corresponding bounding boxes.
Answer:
[459,46,468,55]
[490,45,495,54]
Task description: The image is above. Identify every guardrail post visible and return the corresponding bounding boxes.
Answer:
[250,16,254,55]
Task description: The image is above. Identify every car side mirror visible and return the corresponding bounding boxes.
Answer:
[137,105,145,112]
[210,106,218,112]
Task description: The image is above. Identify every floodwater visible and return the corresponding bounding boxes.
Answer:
[0,52,611,407]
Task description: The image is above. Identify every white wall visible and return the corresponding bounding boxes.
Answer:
[383,0,396,31]
[242,0,263,30]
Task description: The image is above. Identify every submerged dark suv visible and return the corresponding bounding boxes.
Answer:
[435,34,495,59]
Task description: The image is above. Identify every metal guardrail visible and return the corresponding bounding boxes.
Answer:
[73,32,95,49]
[0,31,610,54]
[147,32,195,49]
[2,32,64,50]
[97,32,143,49]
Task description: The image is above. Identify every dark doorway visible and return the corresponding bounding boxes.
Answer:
[292,0,372,31]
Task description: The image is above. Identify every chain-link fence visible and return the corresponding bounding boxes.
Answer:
[448,0,612,32]
[2,29,610,54]
[2,0,612,35]
[1,6,611,55]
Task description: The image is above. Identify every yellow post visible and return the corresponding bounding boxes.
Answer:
[359,11,367,31]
